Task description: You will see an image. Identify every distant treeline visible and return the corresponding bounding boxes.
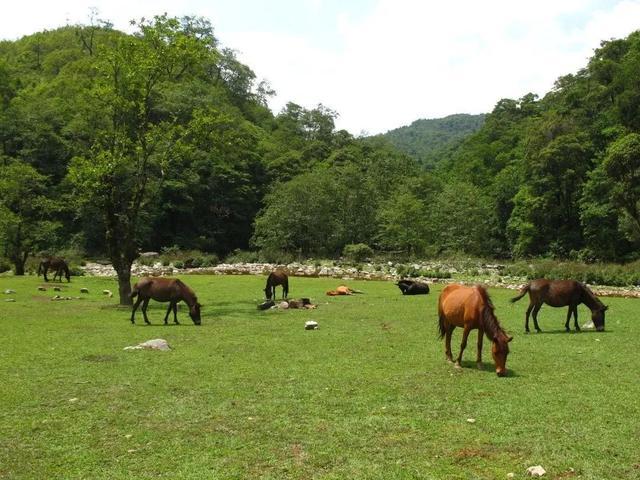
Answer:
[1,16,640,273]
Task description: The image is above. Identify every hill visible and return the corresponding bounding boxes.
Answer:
[381,113,486,167]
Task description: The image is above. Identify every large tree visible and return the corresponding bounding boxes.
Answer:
[67,15,219,304]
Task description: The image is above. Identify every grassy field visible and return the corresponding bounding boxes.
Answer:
[0,274,638,479]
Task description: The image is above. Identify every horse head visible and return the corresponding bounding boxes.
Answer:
[592,305,607,332]
[491,332,513,377]
[189,302,202,325]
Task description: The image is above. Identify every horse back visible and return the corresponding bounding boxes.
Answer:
[439,284,484,328]
[134,277,181,302]
[268,270,288,286]
[531,279,582,307]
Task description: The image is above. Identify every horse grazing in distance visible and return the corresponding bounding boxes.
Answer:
[511,279,607,333]
[438,284,512,377]
[38,257,71,282]
[130,277,201,325]
[264,270,289,300]
[396,279,429,295]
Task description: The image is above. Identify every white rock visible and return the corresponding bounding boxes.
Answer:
[507,474,515,479]
[4,298,15,302]
[466,418,476,423]
[4,289,16,294]
[124,338,171,351]
[278,301,289,309]
[80,288,89,294]
[526,465,546,477]
[582,320,595,329]
[305,321,319,330]
[68,398,78,403]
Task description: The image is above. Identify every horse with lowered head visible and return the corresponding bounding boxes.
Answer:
[438,284,512,377]
[130,277,201,325]
[511,279,607,333]
[264,270,289,300]
[38,257,71,282]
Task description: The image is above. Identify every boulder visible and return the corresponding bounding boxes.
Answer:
[124,338,171,351]
[305,321,319,330]
[526,465,546,477]
[4,289,16,294]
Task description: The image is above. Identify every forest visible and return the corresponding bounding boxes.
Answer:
[2,15,640,285]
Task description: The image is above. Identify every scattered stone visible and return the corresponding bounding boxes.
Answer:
[37,286,46,291]
[4,289,16,294]
[124,338,171,351]
[127,449,136,453]
[102,289,113,298]
[305,321,319,330]
[68,398,78,403]
[526,465,546,477]
[124,434,133,439]
[139,251,159,257]
[53,286,61,291]
[507,474,515,479]
[466,418,476,424]
[80,288,89,294]
[5,298,15,302]
[582,320,595,329]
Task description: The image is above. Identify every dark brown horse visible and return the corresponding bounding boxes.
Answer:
[396,279,429,295]
[264,270,288,300]
[130,277,201,325]
[38,257,71,282]
[511,279,607,333]
[438,284,512,377]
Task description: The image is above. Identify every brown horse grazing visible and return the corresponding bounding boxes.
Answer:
[264,270,289,300]
[130,277,201,325]
[511,279,607,333]
[438,284,513,377]
[38,257,71,282]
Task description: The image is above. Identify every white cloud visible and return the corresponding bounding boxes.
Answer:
[225,0,640,134]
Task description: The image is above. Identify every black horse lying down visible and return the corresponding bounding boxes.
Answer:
[396,279,429,295]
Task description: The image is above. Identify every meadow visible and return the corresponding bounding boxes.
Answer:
[0,274,638,479]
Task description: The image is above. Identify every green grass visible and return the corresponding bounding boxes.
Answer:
[0,275,639,479]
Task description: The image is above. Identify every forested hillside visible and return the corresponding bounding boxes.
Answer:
[381,113,485,168]
[2,16,640,284]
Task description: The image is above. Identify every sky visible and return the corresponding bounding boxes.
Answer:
[2,1,640,135]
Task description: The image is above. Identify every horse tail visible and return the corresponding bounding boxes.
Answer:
[510,283,530,303]
[437,297,447,339]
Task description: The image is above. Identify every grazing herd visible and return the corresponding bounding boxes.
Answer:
[35,258,609,377]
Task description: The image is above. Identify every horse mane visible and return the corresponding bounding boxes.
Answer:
[174,279,197,303]
[580,282,605,310]
[475,285,505,340]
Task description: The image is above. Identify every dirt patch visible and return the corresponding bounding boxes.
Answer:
[453,446,495,462]
[290,443,307,466]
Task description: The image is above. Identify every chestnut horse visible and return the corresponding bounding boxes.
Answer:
[438,284,512,377]
[264,270,288,300]
[38,257,71,282]
[130,277,201,325]
[511,279,607,333]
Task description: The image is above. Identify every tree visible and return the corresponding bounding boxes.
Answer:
[0,161,59,274]
[67,15,219,304]
[602,133,640,236]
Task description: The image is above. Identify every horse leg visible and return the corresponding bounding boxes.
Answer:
[455,324,472,368]
[173,303,179,325]
[532,303,542,332]
[564,306,572,332]
[525,302,534,333]
[43,266,49,282]
[141,299,151,325]
[445,325,455,363]
[163,303,172,325]
[131,297,143,324]
[476,328,484,370]
[573,305,580,332]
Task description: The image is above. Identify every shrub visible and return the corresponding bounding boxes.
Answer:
[173,260,185,269]
[0,259,11,273]
[343,243,374,262]
[259,249,295,265]
[224,250,259,264]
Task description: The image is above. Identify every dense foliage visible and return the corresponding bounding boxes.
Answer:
[2,16,640,281]
[380,113,486,168]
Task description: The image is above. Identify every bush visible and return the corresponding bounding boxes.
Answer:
[259,249,295,265]
[343,243,374,262]
[0,259,11,273]
[173,260,185,269]
[224,250,259,264]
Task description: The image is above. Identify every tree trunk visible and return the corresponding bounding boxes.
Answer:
[11,252,28,276]
[115,265,133,305]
